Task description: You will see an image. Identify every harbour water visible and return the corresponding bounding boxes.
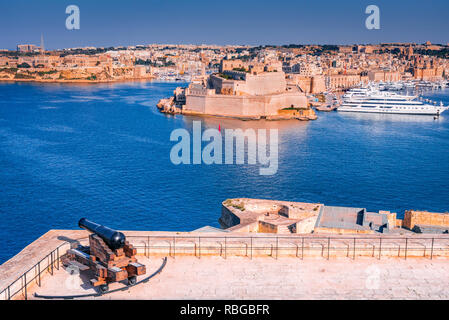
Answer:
[1,81,449,263]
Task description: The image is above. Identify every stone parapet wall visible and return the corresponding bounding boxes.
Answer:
[314,227,375,235]
[128,234,449,261]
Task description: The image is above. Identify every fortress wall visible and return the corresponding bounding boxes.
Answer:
[208,95,260,116]
[296,217,320,234]
[263,93,308,114]
[210,72,287,96]
[379,211,397,228]
[208,75,224,93]
[403,210,449,230]
[296,77,312,93]
[218,205,241,229]
[184,95,207,114]
[311,76,326,93]
[184,92,308,117]
[209,74,243,94]
[244,72,286,95]
[258,221,278,233]
[185,94,264,117]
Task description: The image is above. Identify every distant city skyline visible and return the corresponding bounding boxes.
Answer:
[0,0,448,50]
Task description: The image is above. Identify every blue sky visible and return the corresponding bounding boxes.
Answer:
[0,0,448,49]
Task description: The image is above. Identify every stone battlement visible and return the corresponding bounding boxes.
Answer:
[219,198,447,235]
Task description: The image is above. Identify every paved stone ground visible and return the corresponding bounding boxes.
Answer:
[29,256,449,300]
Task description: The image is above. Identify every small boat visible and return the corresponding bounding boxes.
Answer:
[316,104,338,112]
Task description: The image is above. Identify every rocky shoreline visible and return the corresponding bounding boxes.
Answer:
[0,77,155,84]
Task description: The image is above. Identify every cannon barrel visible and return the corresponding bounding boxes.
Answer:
[78,218,126,250]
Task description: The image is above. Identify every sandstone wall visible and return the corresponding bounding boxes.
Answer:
[209,72,288,96]
[209,74,242,94]
[403,210,449,230]
[184,92,307,117]
[296,216,320,234]
[242,72,286,95]
[258,221,278,233]
[311,76,326,93]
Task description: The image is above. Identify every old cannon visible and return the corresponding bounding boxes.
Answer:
[62,218,146,293]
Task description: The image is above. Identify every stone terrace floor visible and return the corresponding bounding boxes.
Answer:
[29,256,449,300]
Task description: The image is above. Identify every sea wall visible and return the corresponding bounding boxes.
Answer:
[184,91,308,117]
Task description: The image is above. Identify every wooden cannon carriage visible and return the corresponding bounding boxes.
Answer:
[62,218,146,293]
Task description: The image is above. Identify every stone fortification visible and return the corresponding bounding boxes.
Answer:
[157,64,316,120]
[219,198,448,236]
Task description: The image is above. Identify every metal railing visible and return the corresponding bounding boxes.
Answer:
[2,234,449,300]
[126,235,449,261]
[0,242,65,301]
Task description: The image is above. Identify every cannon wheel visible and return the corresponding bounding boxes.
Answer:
[99,284,109,293]
[128,276,137,286]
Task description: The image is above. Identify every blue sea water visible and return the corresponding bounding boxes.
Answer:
[0,81,449,263]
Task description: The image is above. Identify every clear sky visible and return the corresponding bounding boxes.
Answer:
[0,0,448,50]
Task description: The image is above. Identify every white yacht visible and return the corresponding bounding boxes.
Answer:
[384,82,404,91]
[338,88,448,115]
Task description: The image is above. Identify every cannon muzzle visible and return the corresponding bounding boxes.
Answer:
[78,218,126,250]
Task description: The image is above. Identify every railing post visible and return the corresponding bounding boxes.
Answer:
[405,238,408,260]
[173,237,176,258]
[57,248,60,270]
[301,237,304,260]
[430,238,434,260]
[7,286,10,300]
[38,261,41,287]
[24,274,27,300]
[224,237,227,259]
[353,238,356,260]
[379,238,382,260]
[276,237,279,260]
[250,237,253,260]
[50,252,53,275]
[147,236,150,257]
[327,237,330,260]
[198,237,201,258]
